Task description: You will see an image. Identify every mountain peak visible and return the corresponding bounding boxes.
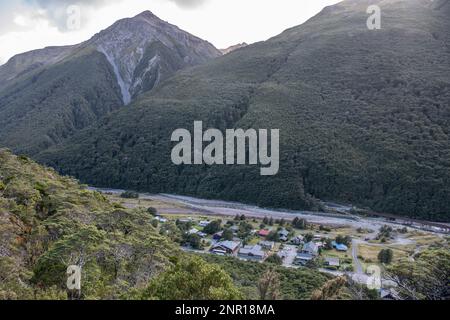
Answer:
[86,10,221,104]
[133,10,160,21]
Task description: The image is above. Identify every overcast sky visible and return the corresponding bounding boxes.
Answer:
[0,0,341,65]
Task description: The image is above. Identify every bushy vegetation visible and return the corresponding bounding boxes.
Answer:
[378,249,394,264]
[385,249,450,300]
[39,0,450,221]
[120,191,139,199]
[0,149,240,300]
[140,256,242,300]
[201,254,330,300]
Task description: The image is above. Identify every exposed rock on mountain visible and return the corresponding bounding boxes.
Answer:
[87,11,221,103]
[220,43,248,55]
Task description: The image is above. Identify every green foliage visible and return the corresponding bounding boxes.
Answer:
[378,249,394,264]
[376,225,393,241]
[265,254,283,266]
[0,149,179,299]
[266,231,280,242]
[292,217,307,229]
[203,220,222,235]
[201,254,330,300]
[147,207,158,216]
[0,51,123,156]
[335,235,352,247]
[323,239,334,250]
[386,249,450,300]
[184,234,203,250]
[120,191,139,199]
[141,256,242,300]
[258,269,281,300]
[222,229,234,241]
[304,233,314,243]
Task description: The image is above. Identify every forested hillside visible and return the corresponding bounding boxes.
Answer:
[0,11,220,156]
[0,49,123,155]
[0,149,331,300]
[0,149,239,299]
[40,0,450,221]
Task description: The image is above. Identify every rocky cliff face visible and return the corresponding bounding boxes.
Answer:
[87,10,221,104]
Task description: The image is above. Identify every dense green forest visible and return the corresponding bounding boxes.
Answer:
[0,49,124,155]
[39,0,450,221]
[201,255,330,300]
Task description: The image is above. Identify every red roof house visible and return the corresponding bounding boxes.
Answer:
[258,229,270,237]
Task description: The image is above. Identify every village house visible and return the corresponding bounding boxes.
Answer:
[332,241,349,251]
[291,236,303,245]
[210,241,241,256]
[314,234,330,240]
[212,231,223,240]
[278,228,290,242]
[324,257,340,268]
[258,229,270,237]
[259,241,275,250]
[294,241,319,266]
[198,220,210,227]
[188,228,199,235]
[238,245,267,261]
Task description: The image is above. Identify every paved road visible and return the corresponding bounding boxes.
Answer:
[352,240,364,275]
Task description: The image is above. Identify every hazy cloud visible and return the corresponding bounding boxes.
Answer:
[0,0,208,36]
[168,0,208,9]
[0,0,123,35]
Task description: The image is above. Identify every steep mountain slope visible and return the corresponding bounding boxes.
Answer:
[88,11,222,103]
[0,45,77,91]
[0,11,221,155]
[0,49,124,155]
[0,149,178,299]
[40,0,450,221]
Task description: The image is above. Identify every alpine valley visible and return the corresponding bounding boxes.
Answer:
[1,0,450,222]
[0,0,450,302]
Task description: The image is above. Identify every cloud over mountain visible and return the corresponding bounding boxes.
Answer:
[0,0,209,36]
[168,0,208,9]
